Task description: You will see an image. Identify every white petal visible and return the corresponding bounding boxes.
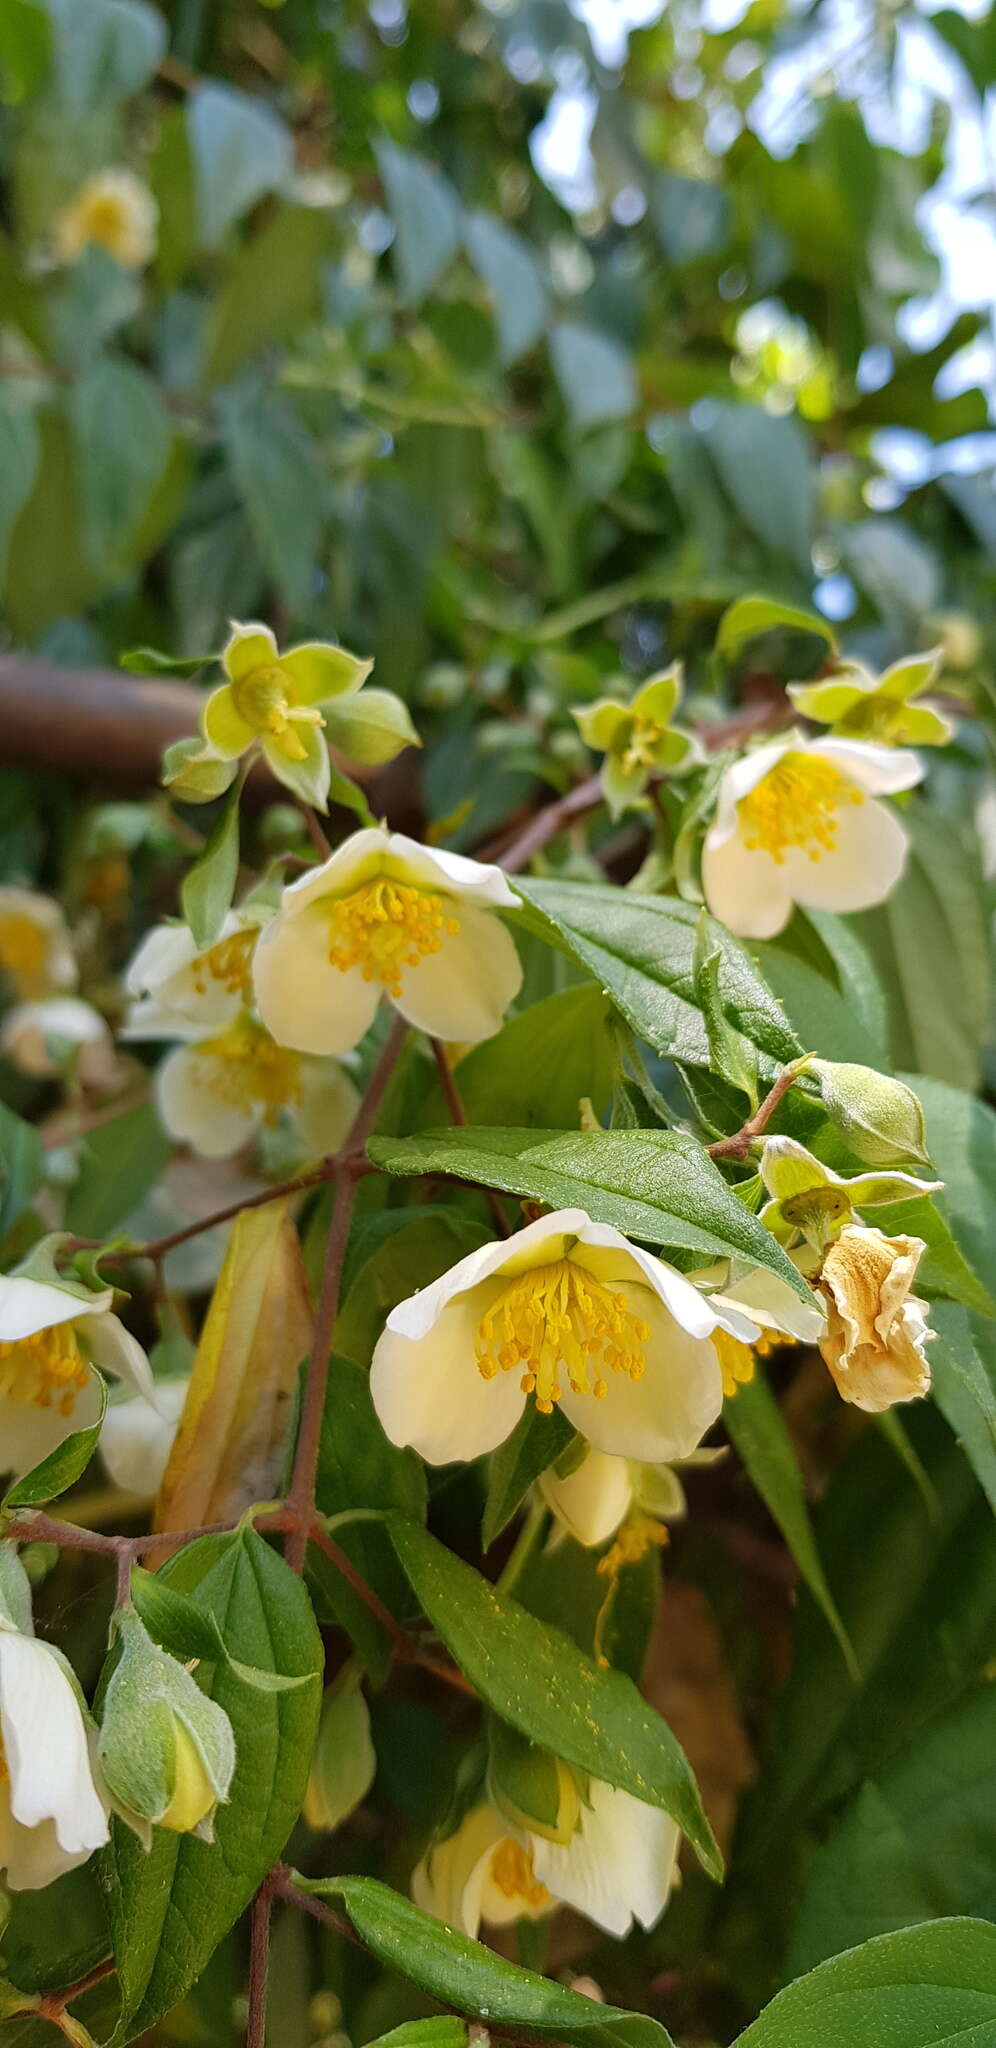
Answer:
[125,915,252,1032]
[0,1377,102,1478]
[782,795,910,914]
[274,828,393,917]
[531,1782,679,1937]
[701,830,795,939]
[0,999,108,1077]
[0,1635,108,1858]
[382,1211,594,1343]
[540,1449,634,1547]
[155,1044,259,1157]
[385,834,520,910]
[707,740,796,845]
[563,1300,723,1462]
[371,1294,527,1464]
[275,828,519,918]
[101,1378,188,1496]
[253,906,380,1055]
[394,905,522,1043]
[710,1265,824,1343]
[811,737,924,796]
[0,1277,112,1343]
[78,1313,158,1407]
[294,1058,361,1155]
[570,1225,723,1340]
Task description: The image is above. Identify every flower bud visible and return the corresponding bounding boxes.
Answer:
[161,737,238,804]
[816,1224,933,1413]
[98,1611,235,1847]
[323,689,421,767]
[303,1668,376,1832]
[808,1060,930,1167]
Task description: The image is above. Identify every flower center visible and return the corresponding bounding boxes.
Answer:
[737,754,863,865]
[191,927,257,1000]
[0,914,48,995]
[475,1260,650,1414]
[84,196,130,248]
[231,664,325,761]
[195,1015,302,1126]
[489,1837,551,1908]
[0,1324,90,1419]
[712,1328,757,1399]
[620,717,665,776]
[327,880,460,999]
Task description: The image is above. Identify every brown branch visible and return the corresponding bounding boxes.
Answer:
[245,1871,276,2048]
[430,1039,509,1236]
[497,774,603,874]
[706,1062,803,1161]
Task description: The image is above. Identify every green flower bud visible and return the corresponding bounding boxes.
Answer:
[162,737,238,804]
[0,1544,33,1635]
[302,1667,376,1833]
[97,1611,235,1848]
[323,689,421,767]
[808,1060,930,1168]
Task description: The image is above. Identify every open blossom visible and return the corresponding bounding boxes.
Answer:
[572,665,701,819]
[758,1135,941,1270]
[701,735,924,939]
[370,1209,795,1467]
[817,1224,932,1412]
[1,997,113,1084]
[0,1551,108,1890]
[124,911,263,1039]
[200,621,373,808]
[541,1443,724,1548]
[0,887,76,1001]
[153,1015,360,1159]
[414,1782,680,1941]
[53,167,157,268]
[254,827,522,1057]
[0,1263,157,1480]
[788,649,952,749]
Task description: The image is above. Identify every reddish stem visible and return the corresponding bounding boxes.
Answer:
[706,1062,802,1161]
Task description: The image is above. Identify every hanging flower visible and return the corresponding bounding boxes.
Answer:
[0,888,76,1002]
[572,666,701,819]
[758,1136,942,1272]
[413,1782,680,1941]
[53,167,158,269]
[253,827,522,1056]
[816,1224,933,1412]
[1,997,114,1085]
[788,650,952,748]
[540,1443,724,1549]
[701,735,924,939]
[124,911,265,1040]
[152,1015,360,1159]
[200,621,374,809]
[0,1255,157,1480]
[0,1550,109,1890]
[101,1377,189,1498]
[371,1208,783,1467]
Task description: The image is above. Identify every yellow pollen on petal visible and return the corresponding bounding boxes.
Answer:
[230,663,326,755]
[0,1323,90,1419]
[475,1259,650,1411]
[713,1328,757,1399]
[195,1015,302,1127]
[490,1837,551,1909]
[326,880,460,1000]
[190,927,257,999]
[0,914,49,997]
[737,754,864,865]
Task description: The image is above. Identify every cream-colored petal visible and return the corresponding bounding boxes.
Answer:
[274,829,393,918]
[562,1298,723,1462]
[385,834,520,911]
[77,1313,158,1406]
[701,830,795,939]
[0,1634,108,1866]
[540,1448,635,1546]
[155,1044,259,1158]
[394,905,522,1043]
[782,794,909,913]
[222,621,278,683]
[531,1781,679,1937]
[709,1264,825,1343]
[708,740,796,845]
[371,1296,526,1464]
[0,1385,96,1479]
[293,1057,361,1156]
[253,905,381,1055]
[381,1212,594,1344]
[570,1227,723,1340]
[202,685,256,759]
[101,1378,188,1497]
[0,1277,112,1344]
[811,737,923,796]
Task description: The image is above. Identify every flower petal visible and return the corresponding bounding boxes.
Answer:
[812,737,923,796]
[394,904,522,1043]
[710,1264,825,1343]
[294,1057,361,1156]
[0,1375,102,1478]
[253,906,381,1055]
[222,621,278,683]
[563,1298,723,1462]
[380,1211,595,1344]
[386,834,521,911]
[701,830,795,940]
[0,1634,108,1864]
[0,1277,112,1344]
[264,721,331,811]
[78,1312,158,1407]
[540,1448,634,1547]
[280,642,373,704]
[202,684,256,759]
[155,1045,259,1158]
[371,1296,526,1463]
[707,739,796,846]
[101,1378,188,1496]
[531,1781,679,1937]
[783,795,909,913]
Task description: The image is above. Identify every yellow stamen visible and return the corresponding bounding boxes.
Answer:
[0,914,49,997]
[195,1015,301,1127]
[326,879,460,1000]
[713,1328,757,1399]
[737,753,863,865]
[230,663,325,759]
[476,1259,650,1411]
[0,1735,7,1787]
[620,716,665,776]
[0,1323,90,1419]
[596,1514,669,1579]
[489,1837,551,1909]
[191,927,257,999]
[754,1328,798,1359]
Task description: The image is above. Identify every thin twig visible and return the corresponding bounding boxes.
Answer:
[429,1039,509,1236]
[308,1522,409,1645]
[67,1161,344,1262]
[706,1061,803,1161]
[497,774,603,874]
[271,1866,365,1949]
[245,1871,276,2048]
[301,807,332,860]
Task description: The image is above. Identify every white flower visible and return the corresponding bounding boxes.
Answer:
[0,1561,108,1890]
[101,1376,189,1498]
[253,827,522,1056]
[152,1015,360,1159]
[701,735,923,939]
[413,1784,680,1941]
[0,1266,157,1480]
[541,1444,723,1548]
[53,167,157,269]
[1,997,113,1083]
[0,887,76,1002]
[124,912,263,1040]
[371,1208,771,1467]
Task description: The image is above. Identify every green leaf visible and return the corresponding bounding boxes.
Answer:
[464,211,548,365]
[375,139,462,306]
[388,1517,721,1878]
[752,942,887,1067]
[64,1101,171,1239]
[514,878,800,1077]
[872,1193,996,1319]
[0,391,39,582]
[417,986,620,1133]
[3,1377,105,1508]
[482,1404,575,1550]
[930,1303,996,1515]
[653,173,732,265]
[693,922,758,1107]
[715,595,836,668]
[786,1691,996,1974]
[205,205,330,386]
[903,1076,996,1302]
[120,646,212,677]
[0,0,52,104]
[180,776,242,950]
[335,1211,491,1370]
[0,1097,43,1238]
[187,82,292,246]
[551,323,637,430]
[303,1875,675,2048]
[724,1373,855,1674]
[311,1349,426,1681]
[368,2024,468,2048]
[129,1566,227,1665]
[734,1920,996,2047]
[328,761,377,830]
[220,387,325,614]
[70,361,172,576]
[367,1126,812,1303]
[701,406,814,572]
[109,1528,322,2044]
